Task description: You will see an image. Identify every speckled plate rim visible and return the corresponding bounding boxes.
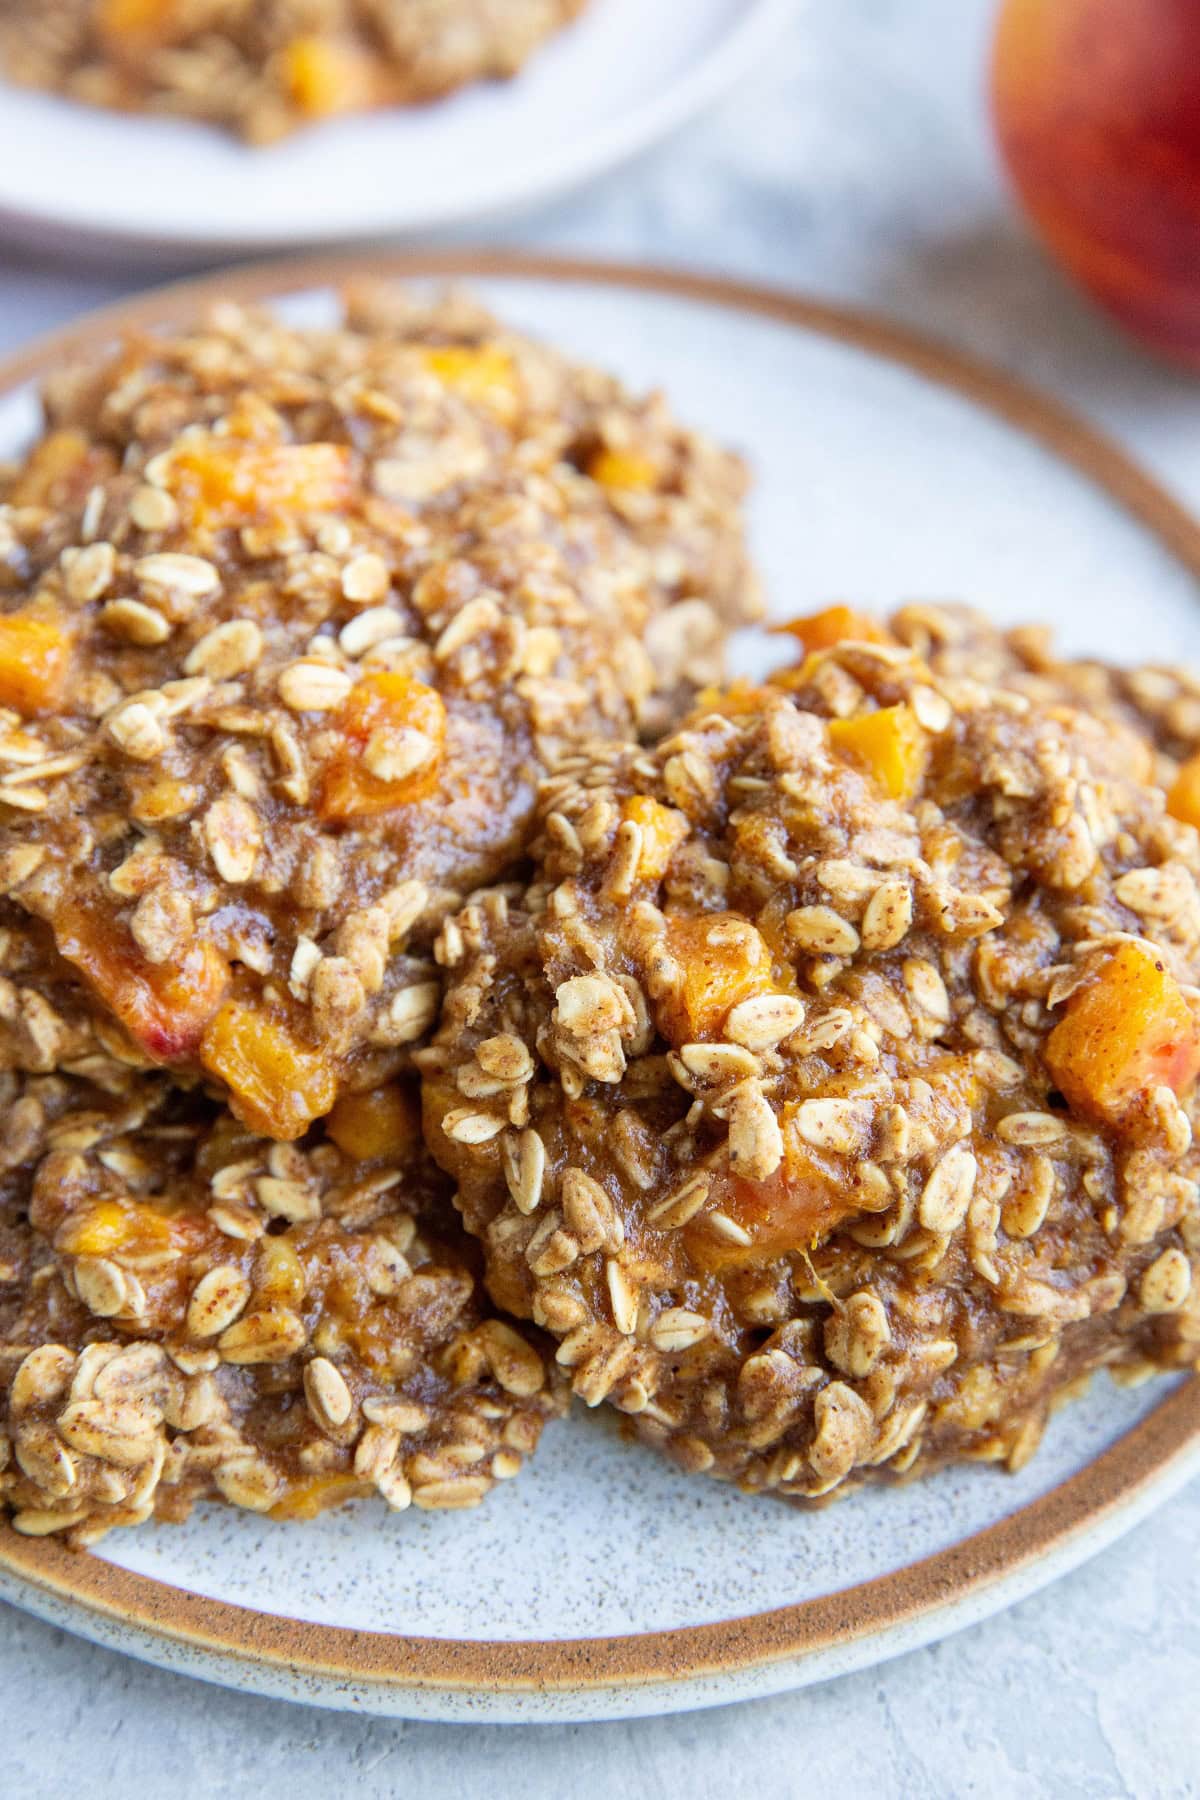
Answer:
[0,250,1199,1714]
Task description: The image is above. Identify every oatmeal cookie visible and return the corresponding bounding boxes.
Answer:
[778,602,1200,838]
[0,1067,564,1544]
[887,601,1200,840]
[0,1,587,142]
[423,634,1200,1499]
[0,291,755,1138]
[888,600,1200,768]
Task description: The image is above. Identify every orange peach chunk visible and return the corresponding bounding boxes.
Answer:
[326,1084,421,1162]
[414,345,519,420]
[97,0,177,42]
[657,913,774,1042]
[1045,941,1200,1125]
[201,1002,337,1140]
[828,704,928,801]
[56,1199,129,1257]
[0,613,71,716]
[255,1238,307,1306]
[587,447,661,492]
[56,1199,174,1258]
[688,1151,867,1273]
[318,672,447,822]
[8,429,98,506]
[622,795,689,883]
[55,905,228,1062]
[1167,752,1200,830]
[773,604,890,654]
[165,438,353,529]
[271,1475,370,1521]
[281,36,370,117]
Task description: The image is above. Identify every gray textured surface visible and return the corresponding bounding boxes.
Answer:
[1,1485,1197,1798]
[1,1,1199,1792]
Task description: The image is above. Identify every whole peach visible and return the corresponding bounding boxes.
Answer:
[992,0,1200,366]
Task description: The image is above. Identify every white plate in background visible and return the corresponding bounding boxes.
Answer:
[0,1,793,256]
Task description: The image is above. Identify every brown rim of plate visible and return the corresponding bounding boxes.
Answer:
[0,249,1198,1698]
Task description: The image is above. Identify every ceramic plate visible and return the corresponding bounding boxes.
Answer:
[0,1,791,256]
[1,254,1199,1724]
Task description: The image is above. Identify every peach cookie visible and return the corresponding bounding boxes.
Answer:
[424,642,1200,1500]
[888,600,1200,773]
[0,289,756,1140]
[0,1069,563,1544]
[887,601,1200,844]
[0,1,588,142]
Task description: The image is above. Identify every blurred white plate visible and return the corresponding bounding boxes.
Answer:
[0,0,792,256]
[0,254,1198,1724]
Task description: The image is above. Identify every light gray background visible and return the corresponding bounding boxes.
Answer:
[1,2,1198,1794]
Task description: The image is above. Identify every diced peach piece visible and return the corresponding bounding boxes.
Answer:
[271,1475,369,1521]
[478,1249,531,1325]
[255,1237,307,1306]
[414,345,519,420]
[281,35,370,117]
[1167,752,1200,829]
[0,613,71,716]
[97,0,177,44]
[687,1152,860,1273]
[8,429,97,507]
[1045,941,1200,1125]
[919,1053,982,1124]
[57,1198,172,1259]
[828,704,928,801]
[318,672,447,822]
[165,438,353,529]
[587,447,661,492]
[340,1314,403,1377]
[657,913,774,1043]
[622,795,689,883]
[55,905,228,1062]
[772,604,890,654]
[692,679,771,723]
[58,1199,127,1257]
[201,1002,337,1140]
[326,1084,421,1163]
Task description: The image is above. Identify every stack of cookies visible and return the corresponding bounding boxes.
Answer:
[0,287,755,1541]
[2,290,1198,1547]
